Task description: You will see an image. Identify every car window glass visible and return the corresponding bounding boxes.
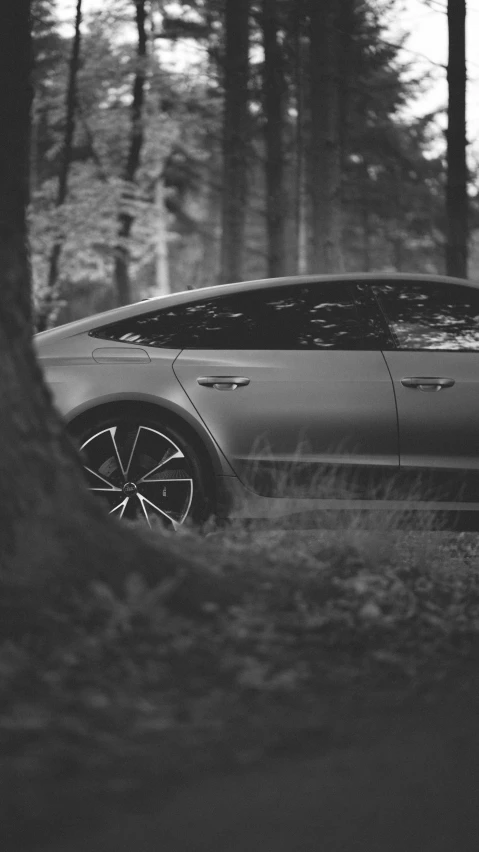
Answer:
[91,283,377,350]
[372,282,479,350]
[257,285,368,349]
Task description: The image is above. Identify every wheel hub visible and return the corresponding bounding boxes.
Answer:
[122,480,138,496]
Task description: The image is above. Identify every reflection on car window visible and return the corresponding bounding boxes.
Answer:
[91,283,375,350]
[373,282,479,350]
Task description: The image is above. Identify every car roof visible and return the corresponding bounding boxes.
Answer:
[34,271,479,343]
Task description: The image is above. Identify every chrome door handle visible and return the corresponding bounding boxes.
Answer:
[197,376,250,391]
[401,377,455,392]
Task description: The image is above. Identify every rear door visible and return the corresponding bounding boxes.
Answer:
[172,281,399,497]
[372,279,479,505]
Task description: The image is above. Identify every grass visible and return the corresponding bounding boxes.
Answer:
[3,501,479,850]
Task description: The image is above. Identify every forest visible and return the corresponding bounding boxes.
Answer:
[32,0,475,329]
[3,3,479,851]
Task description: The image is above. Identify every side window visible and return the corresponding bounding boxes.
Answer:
[373,282,479,351]
[90,283,375,350]
[261,283,373,349]
[90,296,258,349]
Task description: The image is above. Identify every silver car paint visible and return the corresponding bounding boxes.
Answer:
[34,272,479,518]
[173,349,399,492]
[382,350,479,471]
[37,334,236,479]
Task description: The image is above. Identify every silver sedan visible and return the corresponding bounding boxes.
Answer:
[34,272,479,530]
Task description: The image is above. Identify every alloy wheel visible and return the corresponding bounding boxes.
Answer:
[80,424,194,530]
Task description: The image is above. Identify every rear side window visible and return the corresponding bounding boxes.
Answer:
[90,283,378,350]
[373,282,479,350]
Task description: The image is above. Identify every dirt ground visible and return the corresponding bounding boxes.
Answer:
[49,676,479,852]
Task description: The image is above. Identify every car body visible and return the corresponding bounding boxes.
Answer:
[34,272,479,530]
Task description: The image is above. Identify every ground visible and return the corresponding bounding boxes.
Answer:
[4,525,479,851]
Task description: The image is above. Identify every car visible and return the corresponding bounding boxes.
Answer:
[34,272,479,531]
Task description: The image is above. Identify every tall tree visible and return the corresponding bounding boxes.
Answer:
[36,0,82,331]
[0,0,204,610]
[114,0,148,305]
[220,0,250,283]
[262,0,286,278]
[290,0,308,274]
[446,0,468,278]
[309,0,343,273]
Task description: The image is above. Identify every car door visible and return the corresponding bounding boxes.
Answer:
[372,278,479,504]
[172,281,399,498]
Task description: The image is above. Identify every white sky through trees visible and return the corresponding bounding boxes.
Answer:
[54,0,479,160]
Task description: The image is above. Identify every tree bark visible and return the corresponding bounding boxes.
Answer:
[446,0,468,278]
[0,0,230,622]
[292,0,308,274]
[362,201,372,272]
[219,0,250,284]
[154,175,170,296]
[262,0,286,278]
[35,0,82,332]
[114,0,148,306]
[309,0,343,273]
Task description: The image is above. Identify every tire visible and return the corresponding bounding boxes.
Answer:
[70,409,213,530]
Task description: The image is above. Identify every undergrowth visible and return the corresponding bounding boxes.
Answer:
[2,511,479,848]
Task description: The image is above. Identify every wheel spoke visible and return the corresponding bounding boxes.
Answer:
[124,426,141,477]
[84,466,122,491]
[138,449,184,483]
[136,493,180,531]
[108,427,127,479]
[109,497,129,518]
[136,493,152,528]
[140,476,193,484]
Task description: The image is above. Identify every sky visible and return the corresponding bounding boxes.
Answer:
[55,0,479,156]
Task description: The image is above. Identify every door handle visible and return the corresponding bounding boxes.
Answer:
[197,376,250,391]
[401,377,455,392]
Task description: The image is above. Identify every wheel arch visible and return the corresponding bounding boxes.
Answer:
[66,397,231,490]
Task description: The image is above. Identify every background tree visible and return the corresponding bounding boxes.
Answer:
[27,0,479,325]
[446,0,468,278]
[114,0,148,306]
[261,0,286,278]
[309,0,343,272]
[36,0,83,330]
[220,0,250,283]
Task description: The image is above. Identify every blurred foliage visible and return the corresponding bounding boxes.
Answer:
[28,0,478,327]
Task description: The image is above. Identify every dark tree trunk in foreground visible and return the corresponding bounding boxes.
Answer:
[36,0,82,332]
[309,0,343,273]
[0,1,222,614]
[220,0,250,284]
[262,0,286,278]
[446,0,468,278]
[114,0,147,306]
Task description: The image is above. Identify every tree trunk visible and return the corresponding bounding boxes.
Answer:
[154,175,170,296]
[0,0,229,621]
[262,0,285,278]
[114,0,148,306]
[292,0,308,274]
[362,203,371,272]
[338,0,355,207]
[35,0,82,332]
[219,0,250,284]
[309,0,343,273]
[446,0,468,278]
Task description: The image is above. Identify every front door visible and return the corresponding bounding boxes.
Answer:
[173,281,398,497]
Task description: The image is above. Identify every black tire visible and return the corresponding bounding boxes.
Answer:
[70,409,213,530]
